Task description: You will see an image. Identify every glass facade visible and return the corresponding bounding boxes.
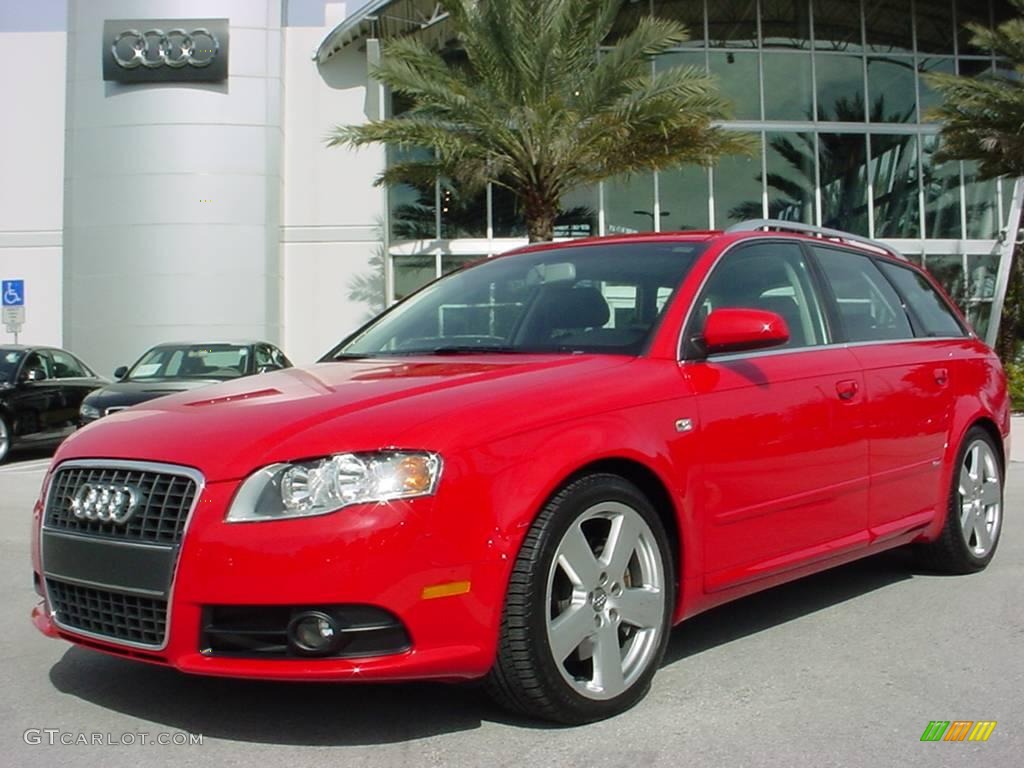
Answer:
[384,0,1018,338]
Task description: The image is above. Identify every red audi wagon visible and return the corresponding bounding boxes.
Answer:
[30,220,1008,724]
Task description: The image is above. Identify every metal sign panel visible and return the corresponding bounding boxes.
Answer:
[102,19,229,83]
[3,305,25,330]
[2,280,24,306]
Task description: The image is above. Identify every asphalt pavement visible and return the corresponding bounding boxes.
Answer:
[0,449,1021,768]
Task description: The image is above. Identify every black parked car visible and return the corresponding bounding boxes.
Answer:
[0,346,106,462]
[78,340,292,425]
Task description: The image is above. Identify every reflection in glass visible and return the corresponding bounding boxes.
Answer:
[764,132,816,223]
[918,57,956,118]
[819,132,869,234]
[388,146,436,241]
[916,0,956,54]
[812,0,863,50]
[760,0,811,48]
[763,52,814,120]
[957,0,993,55]
[439,180,487,239]
[924,254,967,305]
[707,0,758,47]
[871,134,920,238]
[965,302,993,340]
[815,54,867,120]
[968,252,999,301]
[556,186,599,239]
[652,0,706,46]
[862,0,913,53]
[709,51,761,119]
[714,152,764,227]
[490,184,526,238]
[605,174,657,234]
[654,50,707,74]
[921,136,962,238]
[866,57,917,122]
[963,162,999,239]
[658,166,711,231]
[393,253,438,301]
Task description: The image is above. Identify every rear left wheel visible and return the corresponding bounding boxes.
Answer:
[486,473,674,724]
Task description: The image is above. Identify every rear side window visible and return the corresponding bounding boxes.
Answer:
[877,262,967,337]
[812,247,913,343]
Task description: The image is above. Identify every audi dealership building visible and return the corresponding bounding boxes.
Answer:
[0,0,1020,371]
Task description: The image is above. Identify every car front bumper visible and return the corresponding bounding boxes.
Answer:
[32,476,507,682]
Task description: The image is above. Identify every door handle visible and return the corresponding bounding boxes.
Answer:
[836,379,859,401]
[933,367,949,386]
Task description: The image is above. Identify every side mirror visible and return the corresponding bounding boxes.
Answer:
[702,308,790,356]
[23,367,47,383]
[113,366,128,380]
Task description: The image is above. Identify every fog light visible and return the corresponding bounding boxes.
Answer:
[287,611,341,656]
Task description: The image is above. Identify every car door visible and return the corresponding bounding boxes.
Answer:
[815,251,966,540]
[47,349,100,432]
[10,351,60,437]
[680,240,870,592]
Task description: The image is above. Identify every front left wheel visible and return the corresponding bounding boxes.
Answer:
[486,473,674,724]
[0,415,11,463]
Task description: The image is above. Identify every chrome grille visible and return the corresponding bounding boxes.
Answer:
[45,466,196,544]
[46,578,167,647]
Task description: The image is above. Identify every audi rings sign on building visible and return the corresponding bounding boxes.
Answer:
[103,19,229,83]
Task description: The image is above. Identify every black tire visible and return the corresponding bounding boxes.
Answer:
[916,426,1004,574]
[486,473,674,724]
[0,414,11,464]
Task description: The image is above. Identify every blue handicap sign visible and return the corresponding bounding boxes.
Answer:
[2,280,24,306]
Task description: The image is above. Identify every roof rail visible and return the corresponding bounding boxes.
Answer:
[726,219,907,261]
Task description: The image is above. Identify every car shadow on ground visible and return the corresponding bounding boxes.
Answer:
[48,548,923,744]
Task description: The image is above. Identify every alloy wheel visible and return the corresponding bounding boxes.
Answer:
[545,501,666,701]
[958,439,1002,557]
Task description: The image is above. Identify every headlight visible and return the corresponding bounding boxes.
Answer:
[79,402,101,420]
[226,451,442,522]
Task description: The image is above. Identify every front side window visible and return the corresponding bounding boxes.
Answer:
[50,350,87,379]
[877,261,968,338]
[813,246,914,342]
[687,241,829,355]
[333,243,706,358]
[0,349,25,384]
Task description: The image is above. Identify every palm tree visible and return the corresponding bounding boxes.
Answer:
[925,0,1024,361]
[329,0,755,242]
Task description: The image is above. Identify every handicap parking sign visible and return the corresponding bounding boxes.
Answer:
[2,280,24,306]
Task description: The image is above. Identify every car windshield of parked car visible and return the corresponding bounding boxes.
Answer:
[332,242,706,358]
[126,344,250,380]
[0,349,25,384]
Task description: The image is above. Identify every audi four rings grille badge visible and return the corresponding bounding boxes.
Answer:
[69,482,142,525]
[102,19,229,84]
[112,28,219,69]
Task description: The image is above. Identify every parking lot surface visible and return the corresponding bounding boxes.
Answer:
[1,454,1021,767]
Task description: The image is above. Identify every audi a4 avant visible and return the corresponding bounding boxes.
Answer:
[30,221,1007,724]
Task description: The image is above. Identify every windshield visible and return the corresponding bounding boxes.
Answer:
[126,344,251,381]
[0,349,24,384]
[331,242,705,358]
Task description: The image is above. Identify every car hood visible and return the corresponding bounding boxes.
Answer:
[83,379,223,410]
[58,355,638,481]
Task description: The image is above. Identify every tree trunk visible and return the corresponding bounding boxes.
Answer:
[524,193,559,243]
